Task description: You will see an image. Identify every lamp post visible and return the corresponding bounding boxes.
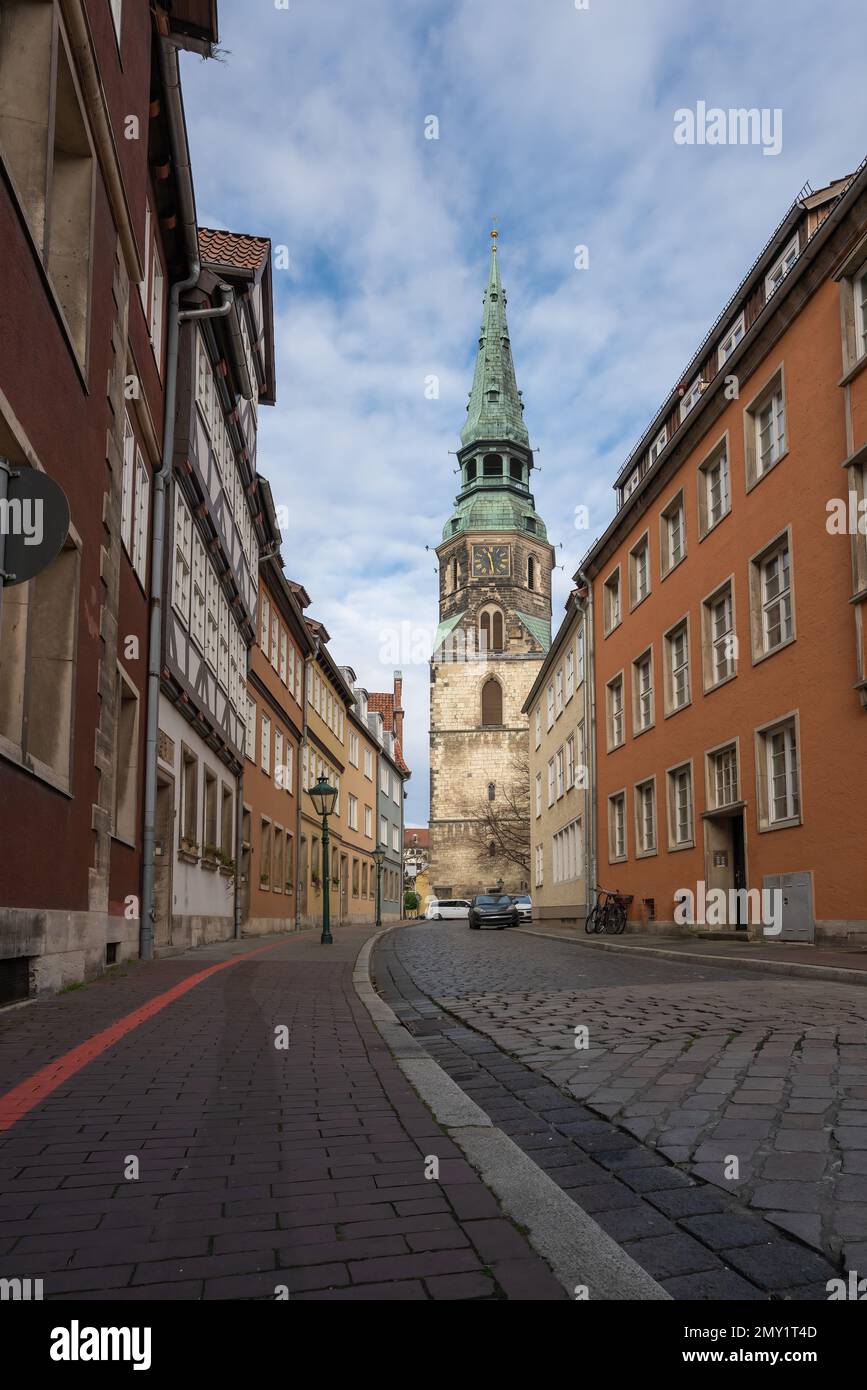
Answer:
[373,845,386,928]
[309,775,338,945]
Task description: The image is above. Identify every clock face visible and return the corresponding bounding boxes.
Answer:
[472,544,511,578]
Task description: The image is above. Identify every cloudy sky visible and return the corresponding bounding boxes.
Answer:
[182,0,867,825]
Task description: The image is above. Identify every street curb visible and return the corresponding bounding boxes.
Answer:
[517,928,867,987]
[353,925,670,1301]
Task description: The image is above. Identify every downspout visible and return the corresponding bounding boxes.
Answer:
[578,572,597,922]
[139,35,233,960]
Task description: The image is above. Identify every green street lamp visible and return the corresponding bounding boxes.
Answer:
[373,845,386,928]
[309,775,338,945]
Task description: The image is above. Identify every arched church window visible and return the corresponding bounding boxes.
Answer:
[479,611,491,653]
[483,454,502,476]
[450,556,458,591]
[492,610,503,650]
[528,556,536,591]
[479,606,504,653]
[481,677,503,727]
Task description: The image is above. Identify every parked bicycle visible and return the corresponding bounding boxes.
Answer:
[584,885,632,935]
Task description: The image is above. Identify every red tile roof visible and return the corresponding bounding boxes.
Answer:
[368,690,410,776]
[404,827,429,850]
[198,227,270,274]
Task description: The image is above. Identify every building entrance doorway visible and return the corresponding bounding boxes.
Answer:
[703,808,748,929]
[154,775,174,948]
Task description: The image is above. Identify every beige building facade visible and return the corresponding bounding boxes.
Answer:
[523,591,593,925]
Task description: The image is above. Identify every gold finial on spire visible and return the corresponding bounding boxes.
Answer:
[490,216,498,250]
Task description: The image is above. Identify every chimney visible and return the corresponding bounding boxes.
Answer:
[393,669,404,745]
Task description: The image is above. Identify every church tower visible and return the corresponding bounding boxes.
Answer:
[428,232,554,898]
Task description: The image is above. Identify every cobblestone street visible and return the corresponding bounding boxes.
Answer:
[374,922,867,1286]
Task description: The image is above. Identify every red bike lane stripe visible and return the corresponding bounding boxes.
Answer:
[0,938,286,1134]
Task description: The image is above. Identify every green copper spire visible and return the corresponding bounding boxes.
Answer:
[460,232,529,449]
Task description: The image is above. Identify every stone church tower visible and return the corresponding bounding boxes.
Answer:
[428,233,553,898]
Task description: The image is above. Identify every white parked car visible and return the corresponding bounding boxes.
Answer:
[425,898,471,921]
[511,894,533,923]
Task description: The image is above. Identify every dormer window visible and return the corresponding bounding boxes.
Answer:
[718,311,745,367]
[765,236,799,299]
[680,376,703,420]
[487,390,499,403]
[525,517,537,533]
[649,428,667,464]
[623,468,640,500]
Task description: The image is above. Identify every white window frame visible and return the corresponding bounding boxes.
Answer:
[131,449,149,586]
[765,236,799,299]
[634,778,657,857]
[718,311,745,367]
[667,762,694,850]
[648,426,667,463]
[756,715,801,830]
[680,375,703,420]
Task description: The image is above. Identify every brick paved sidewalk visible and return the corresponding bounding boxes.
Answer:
[0,926,565,1301]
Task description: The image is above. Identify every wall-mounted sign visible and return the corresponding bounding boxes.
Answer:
[0,466,70,586]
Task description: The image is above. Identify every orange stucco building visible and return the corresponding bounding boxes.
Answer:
[580,165,867,943]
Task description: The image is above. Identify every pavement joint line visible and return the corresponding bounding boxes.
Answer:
[354,925,671,1301]
[517,929,867,987]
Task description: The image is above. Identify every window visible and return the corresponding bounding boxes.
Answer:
[629,534,650,607]
[131,450,150,586]
[181,746,198,845]
[623,468,640,500]
[632,650,654,734]
[555,669,564,716]
[556,747,565,799]
[109,0,123,47]
[349,731,359,767]
[274,730,284,788]
[364,748,373,779]
[746,371,787,486]
[546,683,555,730]
[380,815,388,847]
[856,267,867,362]
[762,555,793,661]
[535,843,543,888]
[604,568,621,633]
[0,13,95,363]
[479,607,504,652]
[664,620,690,714]
[261,714,271,775]
[203,769,218,852]
[680,375,703,419]
[279,629,288,684]
[660,492,686,576]
[364,805,372,838]
[756,717,801,829]
[481,678,502,726]
[702,579,736,689]
[553,820,582,884]
[607,674,624,750]
[260,819,272,889]
[172,492,192,621]
[534,707,542,749]
[392,824,400,853]
[270,615,279,670]
[205,566,219,673]
[221,784,234,856]
[635,779,656,856]
[260,595,270,653]
[348,794,358,831]
[380,763,389,795]
[535,772,542,818]
[708,743,739,809]
[718,311,745,367]
[483,454,502,476]
[565,735,575,790]
[218,589,229,692]
[754,536,793,657]
[528,556,536,591]
[149,236,165,368]
[191,528,206,651]
[565,650,574,701]
[547,759,555,807]
[698,441,731,536]
[393,774,400,806]
[273,827,284,895]
[649,427,667,463]
[112,666,139,844]
[121,414,135,553]
[667,764,694,849]
[608,792,626,862]
[577,720,586,787]
[576,627,585,686]
[765,236,799,299]
[245,699,256,762]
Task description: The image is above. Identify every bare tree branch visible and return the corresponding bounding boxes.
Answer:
[460,751,531,876]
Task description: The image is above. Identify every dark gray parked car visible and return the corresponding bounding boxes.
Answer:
[468,894,519,930]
